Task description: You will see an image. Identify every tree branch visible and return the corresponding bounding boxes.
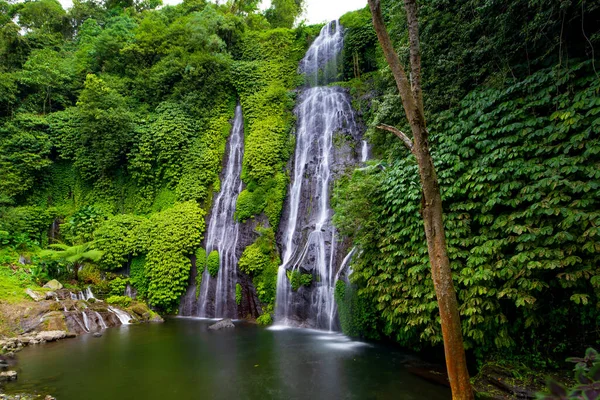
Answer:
[377,124,414,153]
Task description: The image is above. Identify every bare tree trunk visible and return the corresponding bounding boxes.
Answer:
[367,1,474,399]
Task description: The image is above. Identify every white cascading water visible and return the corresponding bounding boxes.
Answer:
[275,20,359,330]
[193,104,245,318]
[361,140,369,162]
[82,311,90,332]
[108,306,132,325]
[85,287,95,300]
[94,311,108,329]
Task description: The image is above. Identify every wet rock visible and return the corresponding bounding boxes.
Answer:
[208,319,235,330]
[93,332,102,338]
[150,314,164,323]
[44,292,57,300]
[36,331,67,342]
[43,280,63,291]
[24,289,43,302]
[0,371,17,382]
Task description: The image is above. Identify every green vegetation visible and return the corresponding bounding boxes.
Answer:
[106,295,133,308]
[235,283,242,305]
[333,0,600,369]
[207,250,219,278]
[238,226,279,308]
[287,270,312,291]
[0,0,310,314]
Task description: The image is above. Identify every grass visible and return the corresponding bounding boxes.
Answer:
[0,264,42,303]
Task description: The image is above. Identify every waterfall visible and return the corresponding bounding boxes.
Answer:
[275,20,360,330]
[180,104,245,318]
[82,311,90,332]
[84,287,95,300]
[94,311,108,329]
[108,306,132,325]
[361,140,369,162]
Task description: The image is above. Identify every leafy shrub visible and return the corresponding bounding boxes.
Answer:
[238,226,280,305]
[334,281,380,340]
[79,265,102,285]
[129,256,148,299]
[106,295,132,308]
[257,312,272,326]
[136,201,205,311]
[235,283,242,305]
[539,348,600,399]
[94,214,145,270]
[288,270,312,291]
[207,250,219,278]
[109,276,129,296]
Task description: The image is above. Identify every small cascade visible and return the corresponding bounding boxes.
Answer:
[361,140,369,162]
[108,306,132,325]
[70,292,78,300]
[124,284,136,299]
[82,311,90,332]
[328,247,357,330]
[84,287,95,300]
[94,311,108,329]
[275,20,361,330]
[180,104,245,318]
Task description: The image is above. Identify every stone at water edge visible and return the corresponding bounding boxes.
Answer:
[24,288,44,302]
[208,319,235,330]
[43,280,63,290]
[93,332,103,338]
[0,371,17,382]
[36,331,67,342]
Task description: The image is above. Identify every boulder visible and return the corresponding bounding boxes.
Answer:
[93,332,102,338]
[43,280,63,290]
[0,370,17,382]
[45,291,57,300]
[24,289,44,302]
[208,319,235,330]
[36,330,67,342]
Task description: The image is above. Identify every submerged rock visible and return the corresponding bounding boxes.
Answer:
[93,332,102,338]
[208,319,235,330]
[43,280,63,291]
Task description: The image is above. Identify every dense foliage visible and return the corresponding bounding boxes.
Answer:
[0,0,310,313]
[334,1,600,367]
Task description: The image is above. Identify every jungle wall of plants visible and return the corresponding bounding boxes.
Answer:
[0,0,309,313]
[333,1,600,368]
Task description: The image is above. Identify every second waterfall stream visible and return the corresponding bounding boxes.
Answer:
[274,20,362,330]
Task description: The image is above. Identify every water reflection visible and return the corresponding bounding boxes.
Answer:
[6,319,450,400]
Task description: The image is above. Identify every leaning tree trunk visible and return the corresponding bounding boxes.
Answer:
[367,0,474,398]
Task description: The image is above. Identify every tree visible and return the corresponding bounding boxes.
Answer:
[366,0,473,398]
[41,242,103,280]
[264,0,304,28]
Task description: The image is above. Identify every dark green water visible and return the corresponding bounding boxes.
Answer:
[5,318,450,399]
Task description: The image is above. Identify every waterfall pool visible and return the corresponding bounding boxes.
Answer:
[4,318,450,399]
